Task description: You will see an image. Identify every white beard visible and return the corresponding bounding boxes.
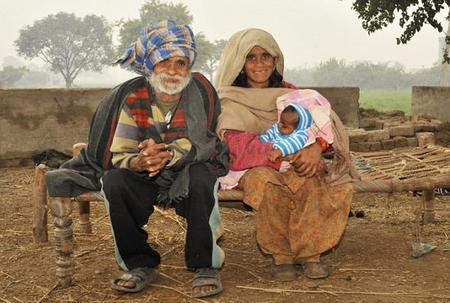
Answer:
[148,72,191,95]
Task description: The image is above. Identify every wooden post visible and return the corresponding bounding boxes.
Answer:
[50,197,74,287]
[32,164,49,243]
[422,189,435,224]
[78,201,92,234]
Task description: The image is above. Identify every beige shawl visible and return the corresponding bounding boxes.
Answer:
[215,28,285,89]
[217,86,357,186]
[217,86,292,139]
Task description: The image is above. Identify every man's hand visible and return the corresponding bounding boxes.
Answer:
[130,139,173,176]
[289,141,323,177]
[268,149,283,162]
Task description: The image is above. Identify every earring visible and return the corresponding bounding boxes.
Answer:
[240,70,245,75]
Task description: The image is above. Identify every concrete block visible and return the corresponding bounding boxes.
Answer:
[357,142,372,152]
[359,118,377,130]
[389,125,415,137]
[366,129,390,142]
[349,143,359,152]
[406,137,418,147]
[349,132,369,143]
[416,132,435,147]
[375,121,384,130]
[393,136,408,148]
[381,139,396,150]
[369,141,382,151]
[431,119,443,129]
[413,121,436,132]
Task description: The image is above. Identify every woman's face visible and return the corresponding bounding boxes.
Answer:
[243,46,276,88]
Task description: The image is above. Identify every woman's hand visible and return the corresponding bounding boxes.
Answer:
[289,141,323,177]
[130,139,173,176]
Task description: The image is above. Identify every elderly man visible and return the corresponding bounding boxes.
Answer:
[99,20,228,297]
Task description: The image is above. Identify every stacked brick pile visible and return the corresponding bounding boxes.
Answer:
[348,115,440,152]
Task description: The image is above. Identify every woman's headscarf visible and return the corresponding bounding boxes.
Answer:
[115,20,197,76]
[215,28,285,89]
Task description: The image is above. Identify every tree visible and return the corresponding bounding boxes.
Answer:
[286,58,442,89]
[191,33,214,77]
[351,0,450,62]
[117,0,193,53]
[15,12,114,88]
[192,35,227,80]
[441,20,450,85]
[0,66,28,87]
[313,58,350,86]
[196,39,227,81]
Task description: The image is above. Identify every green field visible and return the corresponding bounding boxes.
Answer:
[359,90,411,115]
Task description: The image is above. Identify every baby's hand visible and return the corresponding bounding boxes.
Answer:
[269,149,283,162]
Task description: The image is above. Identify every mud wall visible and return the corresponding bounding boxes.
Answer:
[412,86,450,122]
[0,87,359,167]
[0,88,110,167]
[308,87,360,128]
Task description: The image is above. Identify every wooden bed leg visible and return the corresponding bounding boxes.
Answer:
[50,197,74,287]
[78,201,92,234]
[422,189,435,224]
[32,164,49,243]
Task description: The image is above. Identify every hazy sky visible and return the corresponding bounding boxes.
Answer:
[0,0,448,72]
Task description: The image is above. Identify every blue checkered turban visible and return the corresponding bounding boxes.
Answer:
[115,20,197,75]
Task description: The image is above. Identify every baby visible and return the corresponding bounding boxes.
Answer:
[259,103,313,162]
[219,89,333,190]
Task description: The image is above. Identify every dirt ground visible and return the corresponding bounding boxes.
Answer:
[1,166,450,303]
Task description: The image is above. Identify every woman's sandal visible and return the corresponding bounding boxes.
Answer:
[191,268,223,298]
[270,262,297,281]
[111,267,159,293]
[299,262,330,279]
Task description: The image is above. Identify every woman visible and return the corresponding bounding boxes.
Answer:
[215,28,356,281]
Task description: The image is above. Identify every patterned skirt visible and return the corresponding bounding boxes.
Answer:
[240,167,353,265]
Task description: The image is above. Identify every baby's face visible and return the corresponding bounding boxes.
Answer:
[278,111,298,135]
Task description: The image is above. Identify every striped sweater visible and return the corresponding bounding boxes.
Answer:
[259,103,313,157]
[110,82,191,169]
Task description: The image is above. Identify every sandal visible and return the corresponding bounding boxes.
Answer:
[270,262,297,281]
[111,267,159,293]
[299,262,330,279]
[191,268,223,298]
